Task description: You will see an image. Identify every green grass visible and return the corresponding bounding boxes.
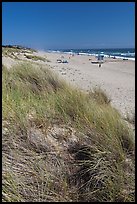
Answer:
[24,54,47,62]
[2,47,19,59]
[2,62,135,202]
[2,46,36,55]
[2,46,36,60]
[88,86,111,105]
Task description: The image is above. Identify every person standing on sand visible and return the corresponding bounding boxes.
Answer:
[99,61,101,67]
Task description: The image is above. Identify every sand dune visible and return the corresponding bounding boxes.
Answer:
[2,50,135,117]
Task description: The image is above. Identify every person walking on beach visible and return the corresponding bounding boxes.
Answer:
[99,61,101,67]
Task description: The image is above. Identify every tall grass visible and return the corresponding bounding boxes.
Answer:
[24,54,48,62]
[125,112,135,125]
[88,86,111,105]
[2,62,135,202]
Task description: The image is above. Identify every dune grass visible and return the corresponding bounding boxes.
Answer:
[2,46,35,55]
[2,46,36,61]
[24,54,48,62]
[2,62,135,202]
[125,112,135,125]
[88,86,111,105]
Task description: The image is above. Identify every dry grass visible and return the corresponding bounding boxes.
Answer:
[88,87,111,105]
[24,54,47,62]
[125,112,135,125]
[2,46,36,60]
[2,61,135,202]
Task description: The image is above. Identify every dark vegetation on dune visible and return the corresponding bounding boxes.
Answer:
[2,45,36,52]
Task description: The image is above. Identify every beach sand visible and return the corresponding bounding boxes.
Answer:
[36,51,135,117]
[2,50,135,117]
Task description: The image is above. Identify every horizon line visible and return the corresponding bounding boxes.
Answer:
[2,44,135,50]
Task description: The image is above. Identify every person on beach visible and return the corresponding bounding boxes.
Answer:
[99,61,101,67]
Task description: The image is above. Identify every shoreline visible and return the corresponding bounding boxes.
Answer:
[40,49,135,61]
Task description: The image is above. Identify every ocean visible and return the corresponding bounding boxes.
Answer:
[47,48,135,61]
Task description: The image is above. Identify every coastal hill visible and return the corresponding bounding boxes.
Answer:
[2,45,135,202]
[2,44,36,52]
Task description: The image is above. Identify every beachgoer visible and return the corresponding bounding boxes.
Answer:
[99,62,101,67]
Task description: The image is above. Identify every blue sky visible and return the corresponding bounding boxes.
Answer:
[2,2,135,50]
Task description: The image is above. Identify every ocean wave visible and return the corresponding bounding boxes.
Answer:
[120,53,135,57]
[78,52,89,55]
[109,55,135,61]
[64,51,75,54]
[46,49,135,60]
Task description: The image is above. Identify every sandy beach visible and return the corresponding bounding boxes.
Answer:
[35,51,135,117]
[2,3,135,202]
[2,50,135,117]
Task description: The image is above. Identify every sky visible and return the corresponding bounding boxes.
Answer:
[2,2,135,50]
